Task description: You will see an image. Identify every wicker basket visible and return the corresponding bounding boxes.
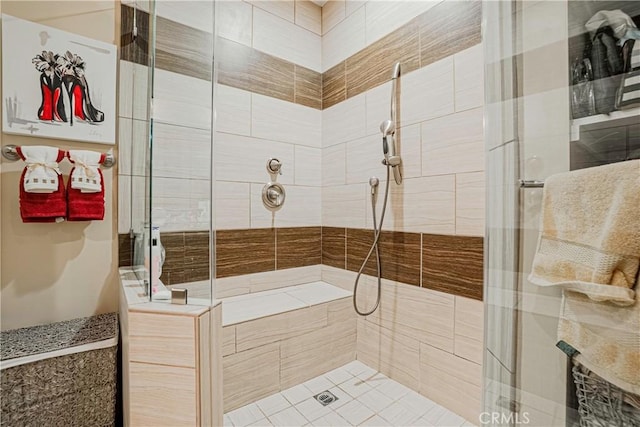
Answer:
[0,313,118,427]
[572,361,640,427]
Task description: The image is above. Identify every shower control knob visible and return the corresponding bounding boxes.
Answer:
[267,158,282,175]
[262,182,286,211]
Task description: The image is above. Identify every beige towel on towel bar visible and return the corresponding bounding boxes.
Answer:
[559,291,640,395]
[529,159,640,305]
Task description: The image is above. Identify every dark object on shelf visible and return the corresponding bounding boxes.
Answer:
[571,53,596,119]
[572,361,640,427]
[590,26,624,115]
[616,39,640,110]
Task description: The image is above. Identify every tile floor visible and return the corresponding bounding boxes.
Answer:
[224,361,472,427]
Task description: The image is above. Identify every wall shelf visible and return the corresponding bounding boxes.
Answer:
[570,107,640,141]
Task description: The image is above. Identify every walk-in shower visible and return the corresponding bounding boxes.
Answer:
[352,62,403,316]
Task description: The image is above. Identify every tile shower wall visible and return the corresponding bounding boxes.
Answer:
[318,1,485,423]
[214,0,324,291]
[118,3,213,284]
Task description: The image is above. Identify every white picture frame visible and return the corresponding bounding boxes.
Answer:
[2,14,117,145]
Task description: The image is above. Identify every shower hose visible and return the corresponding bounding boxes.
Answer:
[352,164,391,316]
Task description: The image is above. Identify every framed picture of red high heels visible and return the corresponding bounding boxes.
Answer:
[2,14,116,145]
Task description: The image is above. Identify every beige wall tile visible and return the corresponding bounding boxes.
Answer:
[357,319,421,390]
[322,92,366,147]
[215,84,252,136]
[295,146,322,186]
[421,107,484,176]
[401,57,454,127]
[367,280,456,353]
[130,362,197,426]
[456,171,486,236]
[322,184,366,228]
[235,304,328,352]
[322,0,345,34]
[364,0,436,45]
[222,325,236,357]
[327,297,356,324]
[321,265,356,291]
[322,6,365,71]
[346,134,388,184]
[129,312,196,368]
[215,181,251,230]
[217,0,253,46]
[248,0,295,23]
[253,7,322,72]
[211,305,225,426]
[454,44,485,112]
[223,342,281,411]
[295,0,322,35]
[215,265,322,298]
[398,124,422,179]
[419,343,482,423]
[367,175,455,235]
[322,143,347,186]
[345,0,365,17]
[250,184,321,228]
[280,319,356,388]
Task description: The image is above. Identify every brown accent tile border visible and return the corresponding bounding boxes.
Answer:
[345,19,421,100]
[161,231,211,285]
[323,0,481,109]
[294,65,323,109]
[321,227,346,269]
[422,234,484,301]
[118,233,133,267]
[217,37,320,107]
[216,228,275,278]
[155,15,213,81]
[418,0,481,69]
[121,5,150,67]
[322,62,346,109]
[346,229,422,287]
[276,227,322,270]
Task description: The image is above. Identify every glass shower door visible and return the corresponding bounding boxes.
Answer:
[483,1,640,426]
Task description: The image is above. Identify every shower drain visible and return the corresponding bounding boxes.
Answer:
[314,390,338,406]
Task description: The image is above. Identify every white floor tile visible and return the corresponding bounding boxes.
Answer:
[338,376,373,398]
[248,418,274,427]
[422,405,450,425]
[361,372,392,389]
[436,410,467,427]
[310,411,351,427]
[396,391,438,417]
[227,403,265,427]
[256,393,292,417]
[295,397,333,422]
[326,387,353,410]
[379,401,422,426]
[335,399,376,425]
[342,360,371,377]
[224,414,235,427]
[282,383,314,405]
[356,388,394,412]
[374,380,413,402]
[304,376,335,394]
[268,407,308,427]
[353,364,378,381]
[412,417,439,426]
[359,415,388,426]
[324,367,354,386]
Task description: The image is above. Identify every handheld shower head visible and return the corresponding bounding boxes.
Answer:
[380,119,395,136]
[369,177,379,204]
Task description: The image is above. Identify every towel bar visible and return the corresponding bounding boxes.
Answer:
[1,144,115,168]
[519,179,545,188]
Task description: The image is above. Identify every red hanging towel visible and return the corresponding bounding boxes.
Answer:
[16,146,67,223]
[66,150,106,221]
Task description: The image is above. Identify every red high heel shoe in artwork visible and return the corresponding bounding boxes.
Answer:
[58,51,104,126]
[32,51,67,122]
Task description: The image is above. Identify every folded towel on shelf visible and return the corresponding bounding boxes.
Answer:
[67,150,105,193]
[528,160,640,305]
[16,146,64,193]
[67,167,105,221]
[558,290,640,395]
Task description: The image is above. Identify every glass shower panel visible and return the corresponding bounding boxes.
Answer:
[484,1,640,426]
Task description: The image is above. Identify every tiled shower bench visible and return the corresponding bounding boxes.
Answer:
[220,282,357,412]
